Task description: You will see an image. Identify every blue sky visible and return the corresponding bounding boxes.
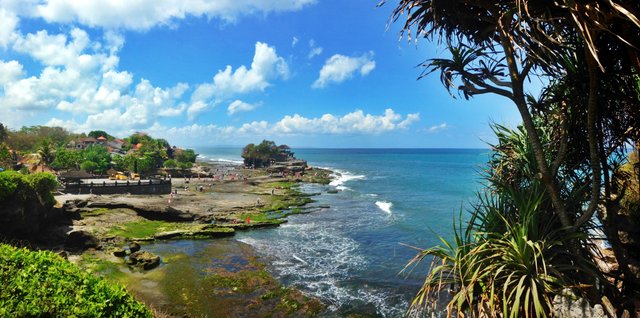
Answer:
[0,0,523,148]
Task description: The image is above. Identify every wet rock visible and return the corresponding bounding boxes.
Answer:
[65,230,100,250]
[128,251,160,270]
[326,189,339,194]
[112,247,127,257]
[128,241,141,253]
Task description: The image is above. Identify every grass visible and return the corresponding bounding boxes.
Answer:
[264,181,298,190]
[80,207,112,217]
[0,243,151,317]
[107,220,185,239]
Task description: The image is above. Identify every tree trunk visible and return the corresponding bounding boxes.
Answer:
[573,51,601,229]
[498,29,572,229]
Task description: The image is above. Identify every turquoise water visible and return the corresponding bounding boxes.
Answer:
[197,147,489,316]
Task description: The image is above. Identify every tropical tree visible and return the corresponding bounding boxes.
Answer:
[384,0,640,313]
[87,130,112,140]
[0,123,8,143]
[50,147,82,170]
[81,145,111,174]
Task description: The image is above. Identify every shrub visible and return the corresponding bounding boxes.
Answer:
[0,244,151,317]
[80,160,98,173]
[163,159,177,168]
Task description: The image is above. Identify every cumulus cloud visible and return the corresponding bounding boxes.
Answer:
[0,8,19,47]
[291,36,299,47]
[1,24,189,128]
[428,122,448,133]
[312,52,376,88]
[32,0,317,30]
[227,100,258,115]
[272,108,419,135]
[0,60,23,85]
[190,41,288,118]
[49,108,419,143]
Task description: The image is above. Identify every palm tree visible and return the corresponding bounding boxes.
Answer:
[34,140,55,172]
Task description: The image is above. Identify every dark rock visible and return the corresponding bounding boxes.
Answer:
[113,248,127,257]
[128,251,160,270]
[326,189,339,194]
[56,250,68,259]
[65,230,101,250]
[128,242,141,253]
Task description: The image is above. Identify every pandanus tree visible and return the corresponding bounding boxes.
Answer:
[383,0,640,314]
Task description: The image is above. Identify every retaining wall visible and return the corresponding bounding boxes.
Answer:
[62,180,171,195]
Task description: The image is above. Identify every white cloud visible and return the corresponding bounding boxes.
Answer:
[428,122,448,133]
[272,108,419,135]
[291,36,299,47]
[191,41,288,116]
[0,8,19,47]
[307,39,322,59]
[187,101,209,120]
[50,108,419,144]
[227,100,258,115]
[312,52,376,88]
[32,0,317,31]
[13,28,94,69]
[0,60,23,85]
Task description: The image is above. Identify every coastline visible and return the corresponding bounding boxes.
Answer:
[51,161,336,317]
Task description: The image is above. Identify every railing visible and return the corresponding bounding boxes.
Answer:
[62,179,172,195]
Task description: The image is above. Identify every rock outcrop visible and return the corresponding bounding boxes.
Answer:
[65,230,101,251]
[127,251,160,270]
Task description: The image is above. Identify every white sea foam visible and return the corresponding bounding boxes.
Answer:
[366,193,378,197]
[329,170,365,189]
[208,158,243,165]
[375,201,393,214]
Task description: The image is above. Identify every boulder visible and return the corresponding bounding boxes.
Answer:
[65,230,100,250]
[553,289,606,318]
[128,241,141,253]
[128,251,160,270]
[112,247,127,257]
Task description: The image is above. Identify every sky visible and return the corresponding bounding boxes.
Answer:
[0,0,524,148]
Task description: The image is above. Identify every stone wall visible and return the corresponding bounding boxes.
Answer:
[62,180,171,195]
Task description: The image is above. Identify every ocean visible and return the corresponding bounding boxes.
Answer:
[197,147,489,316]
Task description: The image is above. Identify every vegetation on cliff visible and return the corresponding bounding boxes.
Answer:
[387,0,640,315]
[242,140,294,168]
[0,171,59,239]
[0,244,151,317]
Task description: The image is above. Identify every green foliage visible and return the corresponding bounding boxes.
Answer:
[0,244,151,317]
[88,130,112,140]
[7,126,77,151]
[404,125,595,317]
[0,123,8,143]
[0,143,11,170]
[163,159,177,168]
[82,145,111,174]
[176,148,197,163]
[242,140,292,167]
[50,146,82,170]
[0,171,58,206]
[80,160,99,173]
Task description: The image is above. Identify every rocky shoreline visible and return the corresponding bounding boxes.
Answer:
[47,162,336,317]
